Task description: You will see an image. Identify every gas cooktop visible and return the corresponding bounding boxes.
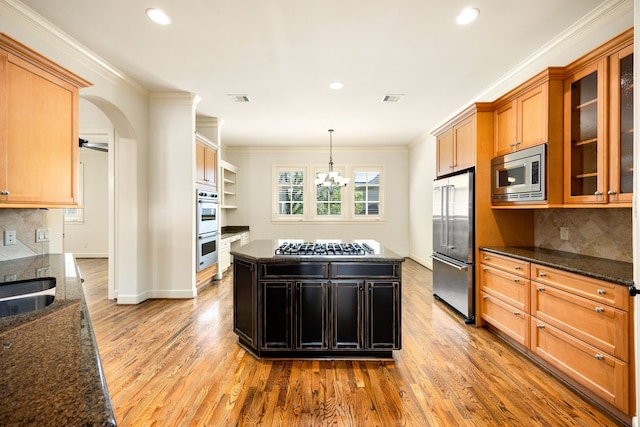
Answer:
[274,242,375,256]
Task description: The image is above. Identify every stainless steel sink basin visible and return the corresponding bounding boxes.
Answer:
[0,278,56,298]
[0,278,56,318]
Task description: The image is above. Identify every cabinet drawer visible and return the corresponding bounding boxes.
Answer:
[531,283,628,362]
[260,263,328,279]
[479,251,530,278]
[531,264,629,311]
[330,263,399,279]
[480,264,530,312]
[531,320,629,413]
[480,291,529,348]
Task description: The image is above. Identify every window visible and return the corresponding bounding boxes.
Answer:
[64,162,84,223]
[275,167,305,218]
[354,169,381,216]
[273,164,384,222]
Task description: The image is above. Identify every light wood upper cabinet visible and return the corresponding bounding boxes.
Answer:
[563,29,633,205]
[435,113,475,177]
[196,137,217,190]
[494,83,548,156]
[0,34,90,206]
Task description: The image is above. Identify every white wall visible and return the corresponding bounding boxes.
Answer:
[223,147,410,255]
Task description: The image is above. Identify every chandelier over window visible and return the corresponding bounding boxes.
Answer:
[314,129,350,188]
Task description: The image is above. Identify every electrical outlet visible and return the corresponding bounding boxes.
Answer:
[35,228,50,243]
[560,227,569,241]
[3,230,16,246]
[4,273,16,282]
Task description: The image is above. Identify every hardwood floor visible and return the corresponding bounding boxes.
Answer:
[78,258,624,426]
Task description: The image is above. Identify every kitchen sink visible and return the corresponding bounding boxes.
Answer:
[0,278,56,299]
[0,278,56,318]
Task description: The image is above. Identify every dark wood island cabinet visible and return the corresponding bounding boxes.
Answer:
[231,240,404,359]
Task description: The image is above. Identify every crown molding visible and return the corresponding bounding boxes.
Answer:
[0,0,148,95]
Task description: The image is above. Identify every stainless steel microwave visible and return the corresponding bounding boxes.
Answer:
[491,144,546,202]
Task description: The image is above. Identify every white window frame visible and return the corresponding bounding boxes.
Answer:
[272,165,308,221]
[63,161,84,223]
[272,164,386,223]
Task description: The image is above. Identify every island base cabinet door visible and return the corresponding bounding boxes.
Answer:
[234,259,257,347]
[296,281,329,349]
[261,281,292,349]
[531,320,629,414]
[367,281,401,349]
[332,281,364,349]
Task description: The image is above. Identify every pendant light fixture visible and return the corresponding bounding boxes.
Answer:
[314,129,350,188]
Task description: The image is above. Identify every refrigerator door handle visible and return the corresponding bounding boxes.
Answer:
[439,186,446,249]
[431,255,468,271]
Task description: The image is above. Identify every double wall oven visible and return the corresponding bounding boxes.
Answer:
[197,190,218,272]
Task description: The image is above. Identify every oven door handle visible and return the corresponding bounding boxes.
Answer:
[431,254,468,271]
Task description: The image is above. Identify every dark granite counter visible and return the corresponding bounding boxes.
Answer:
[231,239,405,263]
[0,254,116,426]
[221,225,250,241]
[480,246,633,286]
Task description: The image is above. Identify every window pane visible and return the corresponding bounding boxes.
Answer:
[368,187,380,202]
[353,170,381,217]
[277,170,304,216]
[367,203,379,214]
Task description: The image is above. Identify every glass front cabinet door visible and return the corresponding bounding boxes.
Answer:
[564,61,606,203]
[608,44,633,204]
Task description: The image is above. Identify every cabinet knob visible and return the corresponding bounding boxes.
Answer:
[513,311,520,316]
[594,191,603,196]
[483,256,489,261]
[0,190,8,196]
[607,190,617,195]
[449,165,454,169]
[514,265,521,270]
[537,286,545,292]
[482,267,489,271]
[539,272,546,277]
[537,324,545,329]
[597,289,606,295]
[595,354,605,360]
[515,141,521,146]
[513,278,520,283]
[483,295,489,300]
[595,307,605,313]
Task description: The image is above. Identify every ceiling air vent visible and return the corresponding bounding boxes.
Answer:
[228,94,252,103]
[381,94,404,103]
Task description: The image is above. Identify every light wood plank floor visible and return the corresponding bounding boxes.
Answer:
[78,258,624,426]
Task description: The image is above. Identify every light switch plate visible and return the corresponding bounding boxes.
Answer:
[35,228,50,243]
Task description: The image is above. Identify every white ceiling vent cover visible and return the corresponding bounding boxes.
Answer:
[228,94,252,103]
[381,94,404,102]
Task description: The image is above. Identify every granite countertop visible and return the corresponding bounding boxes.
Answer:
[231,239,405,263]
[480,246,633,286]
[220,225,249,241]
[0,254,116,426]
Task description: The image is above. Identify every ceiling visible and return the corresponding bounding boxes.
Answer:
[18,0,607,147]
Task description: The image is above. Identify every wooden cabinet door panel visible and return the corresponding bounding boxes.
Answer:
[531,320,629,413]
[480,264,530,312]
[296,281,329,349]
[234,259,257,347]
[453,115,474,171]
[532,283,628,362]
[332,281,364,349]
[480,291,529,347]
[518,82,547,148]
[436,128,454,176]
[531,264,628,311]
[479,251,530,278]
[261,281,292,349]
[4,53,77,204]
[367,281,400,349]
[494,100,517,156]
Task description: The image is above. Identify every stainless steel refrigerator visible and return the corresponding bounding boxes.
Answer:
[432,170,475,324]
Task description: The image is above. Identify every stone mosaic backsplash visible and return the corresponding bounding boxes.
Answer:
[0,209,49,261]
[534,208,632,263]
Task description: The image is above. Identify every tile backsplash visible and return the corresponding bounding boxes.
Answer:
[534,208,632,263]
[0,209,49,261]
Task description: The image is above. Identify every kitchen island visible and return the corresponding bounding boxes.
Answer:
[0,254,115,426]
[231,240,404,359]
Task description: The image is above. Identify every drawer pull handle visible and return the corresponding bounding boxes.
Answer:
[483,256,489,261]
[537,286,545,292]
[0,190,8,196]
[483,295,489,300]
[595,354,605,360]
[537,324,545,329]
[595,307,605,313]
[514,265,521,270]
[513,311,520,316]
[483,267,489,271]
[597,289,606,295]
[539,272,547,277]
[513,278,520,283]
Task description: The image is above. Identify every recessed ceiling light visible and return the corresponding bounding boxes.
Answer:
[146,8,171,25]
[329,81,344,90]
[456,8,479,25]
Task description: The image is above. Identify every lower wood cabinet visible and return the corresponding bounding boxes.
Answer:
[479,250,633,420]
